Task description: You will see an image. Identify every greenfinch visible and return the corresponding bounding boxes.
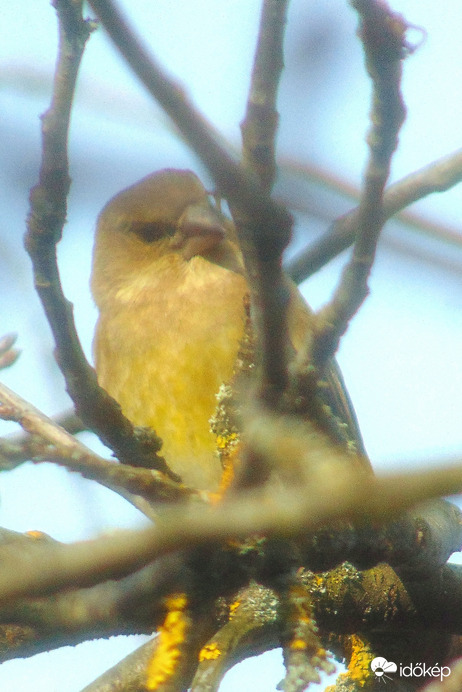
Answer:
[91,169,366,491]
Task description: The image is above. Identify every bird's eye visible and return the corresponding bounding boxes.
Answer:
[129,221,176,243]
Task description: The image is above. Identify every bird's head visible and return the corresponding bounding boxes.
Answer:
[91,169,244,306]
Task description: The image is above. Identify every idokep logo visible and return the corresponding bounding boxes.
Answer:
[371,657,397,682]
[370,657,451,684]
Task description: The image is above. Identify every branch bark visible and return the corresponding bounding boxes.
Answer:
[0,382,193,520]
[286,147,462,283]
[24,0,171,476]
[1,446,462,607]
[309,0,407,367]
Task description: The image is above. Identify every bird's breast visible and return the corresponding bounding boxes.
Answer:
[93,256,248,490]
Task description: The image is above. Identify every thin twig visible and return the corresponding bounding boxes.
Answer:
[0,382,194,520]
[24,0,173,477]
[86,0,291,242]
[310,0,408,366]
[7,60,462,253]
[286,148,462,283]
[0,409,83,471]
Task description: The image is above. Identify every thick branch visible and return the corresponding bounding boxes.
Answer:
[80,638,159,692]
[1,444,462,606]
[0,530,149,662]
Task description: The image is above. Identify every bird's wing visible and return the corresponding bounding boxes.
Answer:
[286,278,371,469]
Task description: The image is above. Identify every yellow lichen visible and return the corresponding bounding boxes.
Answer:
[229,600,240,618]
[146,594,189,690]
[216,432,238,449]
[198,641,222,661]
[290,638,308,651]
[347,634,375,685]
[210,444,240,504]
[26,530,46,539]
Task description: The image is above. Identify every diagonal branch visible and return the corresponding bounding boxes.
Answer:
[1,433,462,608]
[0,408,85,472]
[0,383,196,519]
[286,147,462,283]
[80,638,159,692]
[86,0,291,240]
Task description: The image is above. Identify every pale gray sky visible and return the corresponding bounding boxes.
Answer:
[1,2,462,689]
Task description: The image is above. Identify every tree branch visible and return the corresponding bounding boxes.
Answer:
[0,530,152,662]
[86,0,291,240]
[1,442,462,607]
[286,147,462,283]
[191,583,280,691]
[310,0,408,366]
[241,0,289,194]
[80,638,159,692]
[235,0,293,404]
[0,409,83,471]
[24,0,172,476]
[0,382,194,520]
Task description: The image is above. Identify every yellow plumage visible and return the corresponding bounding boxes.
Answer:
[91,169,366,491]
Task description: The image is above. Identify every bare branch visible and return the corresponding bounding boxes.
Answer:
[86,0,291,240]
[80,638,159,692]
[24,0,171,476]
[1,436,462,607]
[241,0,289,193]
[279,583,335,691]
[4,2,462,683]
[310,0,408,366]
[236,0,292,402]
[0,382,193,520]
[286,147,462,283]
[0,533,181,663]
[0,408,83,471]
[0,333,20,370]
[192,583,280,691]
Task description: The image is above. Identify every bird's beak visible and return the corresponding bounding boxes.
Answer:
[170,200,226,260]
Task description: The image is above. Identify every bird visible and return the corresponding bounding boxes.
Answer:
[91,169,368,492]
